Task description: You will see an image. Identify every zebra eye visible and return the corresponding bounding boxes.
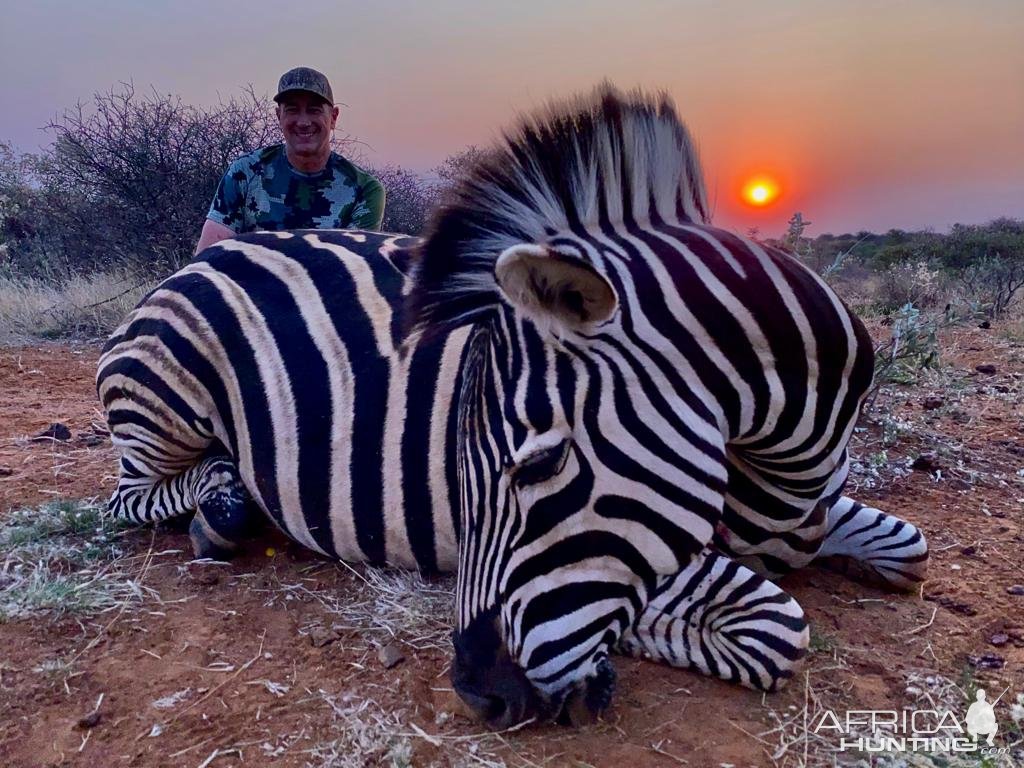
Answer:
[511,440,570,487]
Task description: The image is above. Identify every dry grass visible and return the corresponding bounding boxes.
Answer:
[259,561,456,653]
[303,688,551,768]
[0,498,158,623]
[303,691,416,768]
[240,565,559,767]
[0,270,153,342]
[754,646,855,768]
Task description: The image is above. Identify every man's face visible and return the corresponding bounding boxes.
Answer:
[276,92,339,159]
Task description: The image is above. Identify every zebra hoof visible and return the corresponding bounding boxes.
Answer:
[189,513,238,561]
[817,500,929,592]
[817,551,927,592]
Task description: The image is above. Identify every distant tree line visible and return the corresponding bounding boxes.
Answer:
[763,212,1024,319]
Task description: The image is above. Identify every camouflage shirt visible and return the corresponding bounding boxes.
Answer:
[206,144,385,233]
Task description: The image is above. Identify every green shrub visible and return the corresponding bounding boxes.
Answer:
[865,303,947,413]
[876,261,946,312]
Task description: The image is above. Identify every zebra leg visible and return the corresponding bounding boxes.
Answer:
[108,452,258,559]
[814,496,928,592]
[616,548,809,692]
[712,451,928,592]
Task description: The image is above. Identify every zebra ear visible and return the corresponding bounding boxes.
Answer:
[494,244,618,331]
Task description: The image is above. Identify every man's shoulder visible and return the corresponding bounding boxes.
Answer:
[328,152,381,189]
[226,144,286,179]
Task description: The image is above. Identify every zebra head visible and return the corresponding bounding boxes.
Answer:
[410,85,717,726]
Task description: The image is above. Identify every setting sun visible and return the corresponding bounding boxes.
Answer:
[742,177,780,207]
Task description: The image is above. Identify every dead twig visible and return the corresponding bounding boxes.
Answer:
[908,606,939,635]
[648,739,689,765]
[164,631,266,729]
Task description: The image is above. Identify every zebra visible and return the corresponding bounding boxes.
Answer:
[97,84,928,728]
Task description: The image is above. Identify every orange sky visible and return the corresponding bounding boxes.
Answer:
[1,1,1021,235]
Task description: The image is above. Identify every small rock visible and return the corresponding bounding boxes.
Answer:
[32,422,72,442]
[922,395,945,410]
[911,453,940,472]
[187,567,219,587]
[1000,442,1024,457]
[308,626,340,648]
[975,364,997,375]
[960,546,977,556]
[378,642,406,669]
[967,653,1004,670]
[990,633,1009,647]
[1007,585,1024,596]
[75,711,102,730]
[927,595,977,616]
[0,465,13,477]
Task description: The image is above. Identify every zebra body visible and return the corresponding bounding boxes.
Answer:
[98,85,928,724]
[99,231,467,573]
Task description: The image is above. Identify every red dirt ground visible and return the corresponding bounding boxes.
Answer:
[1,327,1022,768]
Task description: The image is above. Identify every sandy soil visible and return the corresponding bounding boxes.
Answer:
[0,325,1022,768]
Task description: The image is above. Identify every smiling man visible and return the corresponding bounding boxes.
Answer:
[195,67,385,253]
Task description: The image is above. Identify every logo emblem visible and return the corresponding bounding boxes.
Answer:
[965,688,1003,746]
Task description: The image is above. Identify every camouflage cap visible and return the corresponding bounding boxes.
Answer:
[274,67,334,105]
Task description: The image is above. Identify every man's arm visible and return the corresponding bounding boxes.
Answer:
[194,219,237,255]
[197,161,248,254]
[349,178,386,231]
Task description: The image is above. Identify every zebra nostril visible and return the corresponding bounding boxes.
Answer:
[453,683,503,720]
[452,676,526,728]
[483,694,508,723]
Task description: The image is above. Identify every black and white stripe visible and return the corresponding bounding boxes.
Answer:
[99,231,467,572]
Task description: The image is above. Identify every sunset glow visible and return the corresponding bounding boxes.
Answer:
[742,177,780,207]
[0,3,1020,234]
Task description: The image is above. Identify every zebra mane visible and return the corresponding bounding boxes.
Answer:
[408,83,709,334]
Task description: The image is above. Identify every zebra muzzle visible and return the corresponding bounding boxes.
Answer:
[451,609,618,728]
[451,643,538,728]
[451,610,540,728]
